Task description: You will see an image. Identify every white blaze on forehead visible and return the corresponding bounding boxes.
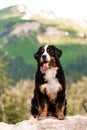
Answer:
[43,45,48,55]
[44,45,49,52]
[42,45,50,61]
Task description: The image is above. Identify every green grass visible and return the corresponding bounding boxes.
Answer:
[1,37,39,65]
[2,39,87,73]
[57,44,87,84]
[33,16,87,45]
[57,44,87,68]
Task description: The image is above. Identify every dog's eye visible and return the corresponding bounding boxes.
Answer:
[47,48,50,52]
[40,49,44,53]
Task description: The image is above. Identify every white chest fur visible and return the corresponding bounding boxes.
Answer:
[41,67,61,102]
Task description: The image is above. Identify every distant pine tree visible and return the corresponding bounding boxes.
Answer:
[0,56,13,94]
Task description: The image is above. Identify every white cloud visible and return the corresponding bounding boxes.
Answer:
[0,0,87,19]
[0,0,23,9]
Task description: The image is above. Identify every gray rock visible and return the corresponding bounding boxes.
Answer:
[0,116,87,130]
[0,122,14,130]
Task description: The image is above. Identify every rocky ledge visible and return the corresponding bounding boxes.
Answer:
[0,116,87,130]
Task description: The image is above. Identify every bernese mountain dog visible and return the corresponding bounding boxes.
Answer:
[31,45,67,120]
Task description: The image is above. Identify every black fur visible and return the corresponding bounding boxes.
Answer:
[31,45,67,119]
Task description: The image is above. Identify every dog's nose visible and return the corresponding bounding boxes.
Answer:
[42,55,46,60]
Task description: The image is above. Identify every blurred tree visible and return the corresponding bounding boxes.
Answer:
[0,56,13,94]
[67,77,87,116]
[0,56,33,123]
[0,79,33,123]
[0,56,13,122]
[7,56,36,83]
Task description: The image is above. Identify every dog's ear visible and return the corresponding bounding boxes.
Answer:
[34,51,39,60]
[53,46,62,59]
[34,46,43,60]
[50,45,62,58]
[54,46,62,59]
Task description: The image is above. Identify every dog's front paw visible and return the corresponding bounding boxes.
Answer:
[37,116,46,120]
[57,113,65,120]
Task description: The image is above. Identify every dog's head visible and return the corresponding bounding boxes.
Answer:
[34,45,62,71]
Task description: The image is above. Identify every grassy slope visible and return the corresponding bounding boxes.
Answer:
[0,6,39,65]
[1,37,39,65]
[58,44,87,68]
[33,16,87,45]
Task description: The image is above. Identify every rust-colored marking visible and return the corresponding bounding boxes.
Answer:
[39,85,46,94]
[55,103,65,119]
[59,85,63,91]
[38,102,48,117]
[50,56,57,68]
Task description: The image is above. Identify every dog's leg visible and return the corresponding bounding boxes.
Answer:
[31,97,39,118]
[55,103,65,120]
[36,85,47,119]
[55,93,66,120]
[38,101,48,120]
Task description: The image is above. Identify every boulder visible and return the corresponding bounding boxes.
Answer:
[0,116,87,130]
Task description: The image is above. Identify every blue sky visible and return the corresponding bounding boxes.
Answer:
[0,0,87,19]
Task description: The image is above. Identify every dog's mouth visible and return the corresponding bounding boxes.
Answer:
[42,62,50,71]
[41,57,57,71]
